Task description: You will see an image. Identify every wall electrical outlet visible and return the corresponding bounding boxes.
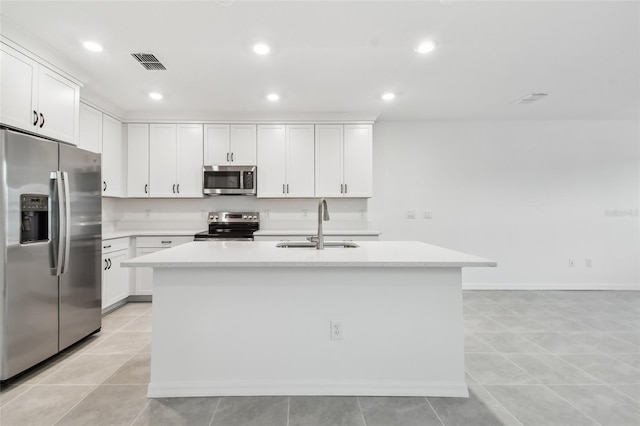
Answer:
[585,258,592,268]
[568,259,575,267]
[423,211,432,219]
[144,209,151,218]
[406,210,416,220]
[302,209,308,217]
[330,320,344,340]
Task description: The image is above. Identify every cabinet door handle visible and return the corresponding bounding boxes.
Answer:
[283,184,285,194]
[172,184,176,194]
[107,258,112,269]
[104,259,108,270]
[39,113,45,128]
[231,152,234,162]
[227,152,230,162]
[340,184,343,194]
[286,184,289,193]
[103,181,107,192]
[176,184,180,194]
[345,184,348,194]
[144,184,148,194]
[103,245,111,249]
[33,111,39,126]
[161,240,172,244]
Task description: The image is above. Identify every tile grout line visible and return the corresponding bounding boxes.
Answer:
[355,396,368,426]
[50,348,141,424]
[473,384,524,426]
[542,384,604,426]
[208,396,222,426]
[423,396,445,426]
[129,399,151,426]
[286,396,290,426]
[50,384,99,426]
[464,364,525,425]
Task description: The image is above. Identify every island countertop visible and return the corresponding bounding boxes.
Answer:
[122,240,496,268]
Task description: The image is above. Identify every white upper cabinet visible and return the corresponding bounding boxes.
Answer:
[149,124,203,198]
[0,43,80,144]
[257,125,287,197]
[204,124,256,165]
[315,125,344,198]
[0,44,37,132]
[176,124,204,197]
[36,67,80,143]
[127,124,150,197]
[315,124,372,198]
[286,125,316,197]
[102,114,125,197]
[149,124,178,198]
[203,124,229,165]
[257,124,315,198]
[79,103,103,153]
[342,124,373,197]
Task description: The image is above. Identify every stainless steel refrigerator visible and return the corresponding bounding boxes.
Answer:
[0,128,102,381]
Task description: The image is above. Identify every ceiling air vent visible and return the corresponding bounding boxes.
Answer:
[131,53,167,70]
[517,93,548,104]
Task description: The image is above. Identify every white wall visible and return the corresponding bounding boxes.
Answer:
[369,120,639,289]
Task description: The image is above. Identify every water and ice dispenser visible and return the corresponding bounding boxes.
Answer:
[20,194,49,244]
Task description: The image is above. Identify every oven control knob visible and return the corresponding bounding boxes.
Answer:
[242,215,247,219]
[252,215,257,220]
[214,216,219,220]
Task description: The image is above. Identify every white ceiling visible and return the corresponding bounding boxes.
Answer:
[1,0,638,121]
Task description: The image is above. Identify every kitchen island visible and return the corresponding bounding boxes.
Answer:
[123,241,496,398]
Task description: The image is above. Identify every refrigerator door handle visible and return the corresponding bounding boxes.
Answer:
[50,171,65,276]
[61,171,71,274]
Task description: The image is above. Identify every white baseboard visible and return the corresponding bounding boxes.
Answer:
[463,283,640,291]
[147,380,469,398]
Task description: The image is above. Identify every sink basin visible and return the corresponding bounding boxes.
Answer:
[276,241,359,249]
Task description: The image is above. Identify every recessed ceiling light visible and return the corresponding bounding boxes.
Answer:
[83,41,103,52]
[381,92,396,101]
[267,93,280,102]
[149,92,163,100]
[415,41,436,54]
[253,43,271,55]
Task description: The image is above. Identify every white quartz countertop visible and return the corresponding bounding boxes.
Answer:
[253,229,381,236]
[122,241,496,268]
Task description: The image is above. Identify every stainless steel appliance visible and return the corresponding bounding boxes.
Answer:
[194,212,259,241]
[1,128,102,381]
[203,165,256,195]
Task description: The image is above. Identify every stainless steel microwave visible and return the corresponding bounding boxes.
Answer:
[203,165,256,195]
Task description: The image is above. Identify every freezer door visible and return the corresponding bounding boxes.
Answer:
[58,144,102,350]
[0,129,59,380]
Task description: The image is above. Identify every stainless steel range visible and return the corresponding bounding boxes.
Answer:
[194,211,259,241]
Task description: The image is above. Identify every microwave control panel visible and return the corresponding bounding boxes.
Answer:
[243,171,254,189]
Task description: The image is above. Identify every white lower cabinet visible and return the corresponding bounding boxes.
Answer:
[102,238,130,310]
[133,236,192,296]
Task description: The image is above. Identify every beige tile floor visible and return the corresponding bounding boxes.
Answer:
[0,291,639,425]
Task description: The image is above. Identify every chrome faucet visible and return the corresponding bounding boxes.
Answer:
[307,198,330,249]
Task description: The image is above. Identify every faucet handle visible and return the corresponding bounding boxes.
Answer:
[307,235,319,243]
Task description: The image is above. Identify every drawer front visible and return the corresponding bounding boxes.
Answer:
[136,235,193,248]
[102,237,129,253]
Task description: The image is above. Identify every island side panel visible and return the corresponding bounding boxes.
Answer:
[149,266,467,397]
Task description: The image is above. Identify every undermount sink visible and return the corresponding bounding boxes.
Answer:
[276,241,359,249]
